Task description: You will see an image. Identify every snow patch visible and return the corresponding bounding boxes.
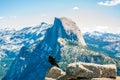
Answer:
[20,57,25,60]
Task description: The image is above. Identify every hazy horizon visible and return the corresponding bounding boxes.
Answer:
[0,0,120,33]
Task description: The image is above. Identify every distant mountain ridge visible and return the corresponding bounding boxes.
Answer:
[0,22,51,58]
[1,23,119,60]
[84,31,120,59]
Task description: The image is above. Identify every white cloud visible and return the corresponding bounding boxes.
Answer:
[9,16,17,19]
[0,16,4,20]
[92,26,109,31]
[82,26,109,33]
[98,0,120,6]
[41,14,47,17]
[72,6,79,10]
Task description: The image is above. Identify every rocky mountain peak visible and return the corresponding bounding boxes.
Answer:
[3,17,86,80]
[53,17,86,46]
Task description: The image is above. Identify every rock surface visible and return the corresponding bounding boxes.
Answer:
[46,62,119,80]
[66,62,117,79]
[57,77,116,80]
[46,66,65,79]
[60,17,86,46]
[45,77,55,80]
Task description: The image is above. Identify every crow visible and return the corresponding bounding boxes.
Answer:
[48,55,59,67]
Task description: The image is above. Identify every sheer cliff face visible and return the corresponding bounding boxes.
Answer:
[43,17,86,46]
[3,17,86,80]
[60,17,86,46]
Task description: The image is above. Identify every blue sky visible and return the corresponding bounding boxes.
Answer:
[0,0,120,33]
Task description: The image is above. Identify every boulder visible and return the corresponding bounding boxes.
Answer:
[57,75,117,80]
[46,66,65,79]
[66,62,117,79]
[45,77,55,80]
[91,78,116,80]
[56,74,68,80]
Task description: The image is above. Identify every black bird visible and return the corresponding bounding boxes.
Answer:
[48,55,59,67]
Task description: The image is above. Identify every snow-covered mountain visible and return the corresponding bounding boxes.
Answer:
[3,17,86,80]
[0,22,51,79]
[0,22,51,59]
[1,17,120,79]
[84,31,120,59]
